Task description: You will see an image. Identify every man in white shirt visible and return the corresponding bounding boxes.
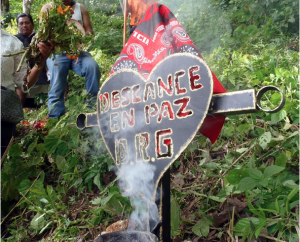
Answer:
[40,0,101,119]
[1,29,53,156]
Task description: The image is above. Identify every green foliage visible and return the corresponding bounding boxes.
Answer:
[161,0,299,53]
[89,11,123,55]
[163,0,298,241]
[2,0,298,241]
[1,75,128,240]
[1,37,122,240]
[161,0,232,53]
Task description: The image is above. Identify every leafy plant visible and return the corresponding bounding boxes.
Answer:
[1,0,298,241]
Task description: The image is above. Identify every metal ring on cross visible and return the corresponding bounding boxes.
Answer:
[256,85,285,113]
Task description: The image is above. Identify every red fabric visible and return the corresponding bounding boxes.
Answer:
[109,4,226,144]
[199,116,226,144]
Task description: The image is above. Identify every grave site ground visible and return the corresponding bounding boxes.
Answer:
[1,0,299,241]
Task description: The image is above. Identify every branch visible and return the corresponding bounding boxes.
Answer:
[17,48,30,72]
[2,50,26,57]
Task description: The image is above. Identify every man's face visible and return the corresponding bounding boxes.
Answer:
[62,0,72,6]
[17,17,34,37]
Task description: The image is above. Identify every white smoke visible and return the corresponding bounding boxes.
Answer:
[159,0,232,54]
[117,161,159,231]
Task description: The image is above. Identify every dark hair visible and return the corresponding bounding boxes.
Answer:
[16,13,34,25]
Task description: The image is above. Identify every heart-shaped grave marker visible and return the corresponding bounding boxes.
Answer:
[98,53,213,199]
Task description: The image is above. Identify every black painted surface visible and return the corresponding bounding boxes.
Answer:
[208,90,256,115]
[160,169,171,242]
[98,54,212,190]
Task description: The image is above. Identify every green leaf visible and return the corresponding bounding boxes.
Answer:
[190,191,207,197]
[272,135,285,142]
[267,223,277,234]
[47,185,58,202]
[255,71,263,81]
[270,110,287,124]
[17,179,32,194]
[100,191,119,207]
[226,169,248,185]
[36,143,46,153]
[258,178,269,188]
[103,194,126,214]
[40,198,49,204]
[44,135,59,154]
[246,198,262,217]
[28,138,38,154]
[55,155,66,171]
[254,218,267,238]
[274,196,283,212]
[288,131,299,138]
[263,165,285,179]
[171,194,180,237]
[47,185,54,197]
[30,179,46,196]
[248,153,256,168]
[234,217,260,238]
[90,215,102,226]
[40,171,45,183]
[71,178,83,189]
[236,123,250,134]
[209,196,226,202]
[85,171,97,182]
[192,220,210,237]
[258,132,272,149]
[69,128,80,145]
[69,156,79,170]
[8,144,22,158]
[30,212,46,230]
[245,168,262,180]
[289,200,299,210]
[56,185,66,195]
[56,141,69,156]
[238,177,258,191]
[245,25,258,35]
[287,187,299,201]
[236,148,248,154]
[204,162,219,169]
[93,173,103,191]
[275,153,287,167]
[270,92,282,106]
[282,180,298,189]
[91,197,102,205]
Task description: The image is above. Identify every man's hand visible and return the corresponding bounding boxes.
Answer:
[22,41,54,92]
[37,41,54,60]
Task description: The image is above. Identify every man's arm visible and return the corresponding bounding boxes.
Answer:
[40,4,52,22]
[23,41,54,91]
[80,5,93,35]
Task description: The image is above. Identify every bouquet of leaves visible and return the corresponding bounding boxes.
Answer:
[16,0,93,71]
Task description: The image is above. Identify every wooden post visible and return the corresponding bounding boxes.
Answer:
[123,0,127,47]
